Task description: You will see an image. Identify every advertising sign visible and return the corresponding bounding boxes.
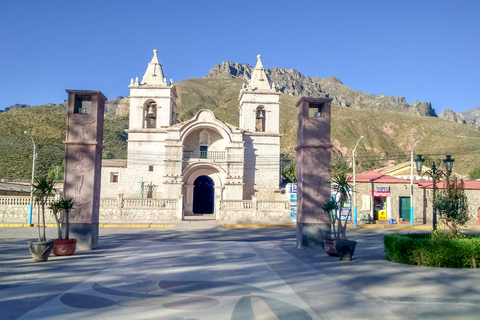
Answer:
[286,183,297,221]
[331,189,352,221]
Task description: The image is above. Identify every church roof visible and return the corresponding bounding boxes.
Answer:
[351,171,412,184]
[140,49,168,86]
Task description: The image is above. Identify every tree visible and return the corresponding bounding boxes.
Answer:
[281,154,297,183]
[434,178,470,237]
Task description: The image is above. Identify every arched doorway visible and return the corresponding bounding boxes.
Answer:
[192,176,214,214]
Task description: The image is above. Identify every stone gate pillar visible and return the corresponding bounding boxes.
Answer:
[295,97,333,248]
[64,90,107,250]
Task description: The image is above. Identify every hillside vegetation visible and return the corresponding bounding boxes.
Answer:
[0,106,128,181]
[2,78,480,181]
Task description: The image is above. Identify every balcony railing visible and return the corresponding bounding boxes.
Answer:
[183,150,226,160]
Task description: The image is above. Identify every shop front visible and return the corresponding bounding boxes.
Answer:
[370,186,390,221]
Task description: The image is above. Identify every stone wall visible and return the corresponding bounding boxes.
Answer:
[0,196,290,224]
[218,200,290,223]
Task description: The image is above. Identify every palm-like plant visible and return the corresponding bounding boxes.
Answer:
[48,200,63,239]
[324,172,353,241]
[48,197,75,240]
[32,176,56,241]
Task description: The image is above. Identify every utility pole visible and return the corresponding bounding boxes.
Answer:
[24,131,36,225]
[352,136,364,227]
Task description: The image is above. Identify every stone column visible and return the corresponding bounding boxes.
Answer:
[63,90,106,250]
[295,97,333,249]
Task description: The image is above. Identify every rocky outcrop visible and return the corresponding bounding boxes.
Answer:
[114,96,130,116]
[459,106,480,122]
[439,108,480,131]
[208,62,435,116]
[207,61,325,97]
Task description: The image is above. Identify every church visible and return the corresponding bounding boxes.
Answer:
[101,50,290,222]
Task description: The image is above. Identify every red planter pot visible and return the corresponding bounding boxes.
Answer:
[53,239,77,256]
[323,238,339,256]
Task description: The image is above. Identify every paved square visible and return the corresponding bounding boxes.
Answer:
[2,225,480,320]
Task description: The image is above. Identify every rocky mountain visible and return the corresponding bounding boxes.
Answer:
[207,61,436,117]
[439,107,480,131]
[312,76,436,116]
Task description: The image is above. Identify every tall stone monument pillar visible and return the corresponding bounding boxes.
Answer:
[64,90,106,250]
[295,97,333,248]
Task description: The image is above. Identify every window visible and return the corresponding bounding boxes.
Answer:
[149,166,154,172]
[74,95,92,115]
[308,103,323,118]
[110,172,119,183]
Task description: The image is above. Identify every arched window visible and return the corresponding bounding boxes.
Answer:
[144,102,157,128]
[255,106,265,132]
[199,129,209,145]
[199,129,210,159]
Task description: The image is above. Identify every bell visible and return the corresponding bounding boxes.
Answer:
[147,106,155,116]
[256,110,264,119]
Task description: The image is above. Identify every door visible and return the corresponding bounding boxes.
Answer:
[192,176,214,214]
[399,197,410,221]
[200,146,208,159]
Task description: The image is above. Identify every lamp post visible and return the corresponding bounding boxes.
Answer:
[414,154,454,230]
[24,130,36,225]
[352,135,364,227]
[410,141,420,226]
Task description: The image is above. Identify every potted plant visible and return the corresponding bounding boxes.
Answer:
[322,198,339,256]
[28,176,56,262]
[322,172,357,261]
[48,197,76,256]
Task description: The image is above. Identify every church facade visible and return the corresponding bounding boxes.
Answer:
[101,50,290,222]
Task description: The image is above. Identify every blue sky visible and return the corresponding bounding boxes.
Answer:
[1,0,478,114]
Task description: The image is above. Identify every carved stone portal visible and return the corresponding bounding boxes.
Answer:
[64,90,106,250]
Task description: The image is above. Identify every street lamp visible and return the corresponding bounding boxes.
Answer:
[414,154,454,230]
[410,141,420,226]
[24,130,36,225]
[352,135,364,227]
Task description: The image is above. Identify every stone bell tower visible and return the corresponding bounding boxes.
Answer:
[64,90,106,250]
[126,50,179,191]
[238,55,281,199]
[295,97,333,248]
[128,49,177,131]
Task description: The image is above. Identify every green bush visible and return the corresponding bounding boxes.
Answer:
[384,233,480,268]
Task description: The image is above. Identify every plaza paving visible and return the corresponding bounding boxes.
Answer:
[1,223,480,320]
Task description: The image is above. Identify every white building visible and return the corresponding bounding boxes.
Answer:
[101,50,288,221]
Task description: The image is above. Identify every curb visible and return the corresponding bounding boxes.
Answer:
[353,225,480,229]
[0,223,175,228]
[352,225,432,229]
[222,224,296,228]
[99,224,174,228]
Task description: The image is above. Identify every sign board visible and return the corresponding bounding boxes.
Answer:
[286,183,297,221]
[370,191,390,197]
[331,189,352,221]
[376,186,390,193]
